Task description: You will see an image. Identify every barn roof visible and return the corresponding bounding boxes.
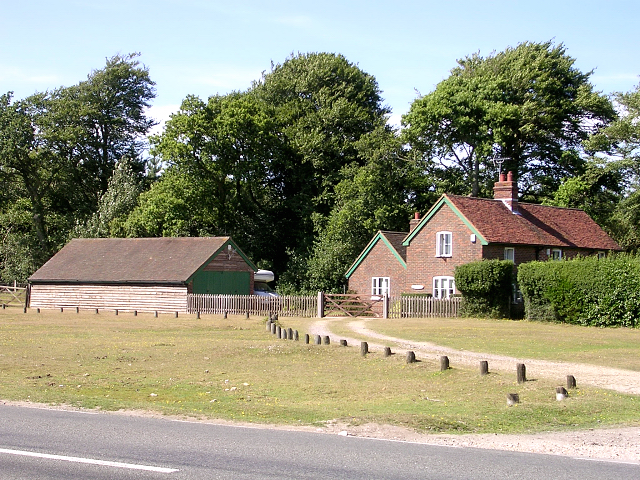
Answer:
[29,237,257,284]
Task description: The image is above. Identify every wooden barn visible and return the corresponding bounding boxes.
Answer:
[28,237,257,313]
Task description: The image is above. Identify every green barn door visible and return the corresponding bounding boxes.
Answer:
[192,271,250,295]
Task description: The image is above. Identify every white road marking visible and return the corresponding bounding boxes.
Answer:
[0,448,178,473]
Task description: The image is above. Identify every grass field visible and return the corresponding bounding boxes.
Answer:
[0,309,638,435]
[318,317,640,372]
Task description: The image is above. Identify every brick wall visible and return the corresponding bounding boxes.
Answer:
[405,204,483,295]
[348,240,406,297]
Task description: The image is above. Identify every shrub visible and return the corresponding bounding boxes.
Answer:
[517,254,640,327]
[455,259,513,318]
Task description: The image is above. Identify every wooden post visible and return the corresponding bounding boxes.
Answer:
[271,323,276,335]
[516,363,527,383]
[174,311,179,318]
[266,320,272,331]
[134,310,138,316]
[75,307,79,314]
[406,351,416,364]
[314,334,321,345]
[282,328,288,340]
[95,309,99,314]
[567,375,577,389]
[276,326,281,338]
[2,304,5,309]
[294,330,299,341]
[37,308,41,314]
[317,292,324,318]
[360,341,368,356]
[323,335,330,345]
[115,309,118,315]
[155,311,158,318]
[383,346,392,357]
[60,307,64,313]
[304,333,310,344]
[507,393,519,406]
[480,360,489,376]
[245,311,249,319]
[223,311,228,319]
[440,356,450,371]
[196,311,200,319]
[340,339,347,347]
[288,328,293,340]
[383,294,389,319]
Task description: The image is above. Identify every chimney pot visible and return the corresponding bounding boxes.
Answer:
[507,171,513,182]
[414,212,420,220]
[499,172,506,182]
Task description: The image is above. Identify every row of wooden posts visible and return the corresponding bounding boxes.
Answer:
[27,306,251,320]
[267,315,578,405]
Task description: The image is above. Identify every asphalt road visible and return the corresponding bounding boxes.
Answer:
[0,404,637,479]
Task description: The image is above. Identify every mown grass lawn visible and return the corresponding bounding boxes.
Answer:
[0,308,638,434]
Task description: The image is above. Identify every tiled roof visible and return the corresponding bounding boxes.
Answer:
[380,231,408,262]
[29,237,252,284]
[446,195,621,250]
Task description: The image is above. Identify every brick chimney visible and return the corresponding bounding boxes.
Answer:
[493,171,519,213]
[409,212,421,232]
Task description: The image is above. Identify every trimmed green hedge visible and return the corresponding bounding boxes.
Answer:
[455,259,514,318]
[517,254,640,327]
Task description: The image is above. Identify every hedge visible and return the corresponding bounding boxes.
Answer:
[454,259,514,318]
[517,254,640,327]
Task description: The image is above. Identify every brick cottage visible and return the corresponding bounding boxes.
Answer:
[346,172,621,299]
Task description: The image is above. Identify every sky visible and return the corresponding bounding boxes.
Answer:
[2,0,639,130]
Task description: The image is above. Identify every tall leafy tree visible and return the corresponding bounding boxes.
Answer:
[403,41,615,200]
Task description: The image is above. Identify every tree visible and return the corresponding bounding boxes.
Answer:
[0,54,156,277]
[402,41,615,201]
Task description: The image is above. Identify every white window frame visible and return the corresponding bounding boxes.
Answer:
[371,277,390,297]
[436,231,452,257]
[551,248,562,261]
[433,276,455,299]
[504,247,515,263]
[597,251,606,259]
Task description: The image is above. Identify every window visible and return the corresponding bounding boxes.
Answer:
[371,277,390,297]
[436,231,452,257]
[597,251,606,260]
[551,248,562,261]
[504,247,515,262]
[433,276,455,299]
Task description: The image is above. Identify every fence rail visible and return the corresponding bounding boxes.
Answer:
[187,294,317,317]
[390,295,462,318]
[0,283,29,309]
[186,293,461,319]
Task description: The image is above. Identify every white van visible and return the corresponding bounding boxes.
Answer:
[254,269,279,297]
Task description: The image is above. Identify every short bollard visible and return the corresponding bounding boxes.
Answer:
[440,355,450,371]
[75,307,79,314]
[115,309,119,316]
[282,328,288,340]
[383,346,392,357]
[245,311,249,319]
[266,320,272,331]
[517,363,527,383]
[360,341,368,356]
[288,328,293,340]
[174,311,179,318]
[314,335,321,345]
[37,308,41,314]
[134,310,138,316]
[60,307,64,313]
[339,339,348,347]
[406,351,416,364]
[567,375,577,389]
[323,336,330,345]
[155,311,158,318]
[507,393,520,406]
[95,309,99,314]
[196,311,200,319]
[276,326,282,338]
[271,323,276,335]
[480,360,489,376]
[304,334,310,344]
[223,311,228,319]
[294,330,299,341]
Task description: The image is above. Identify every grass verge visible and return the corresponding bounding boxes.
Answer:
[0,310,638,434]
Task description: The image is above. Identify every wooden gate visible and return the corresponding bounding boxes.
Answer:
[0,283,29,310]
[321,293,385,318]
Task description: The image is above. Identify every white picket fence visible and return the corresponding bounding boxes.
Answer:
[187,293,461,318]
[187,294,317,317]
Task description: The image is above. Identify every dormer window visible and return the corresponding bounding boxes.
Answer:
[436,231,452,257]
